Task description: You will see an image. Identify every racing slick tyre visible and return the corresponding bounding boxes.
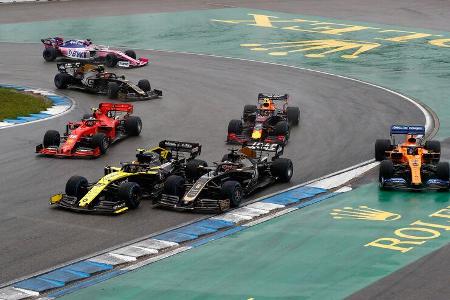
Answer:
[124,50,137,59]
[270,158,293,183]
[125,116,142,136]
[221,181,243,208]
[375,139,392,161]
[286,106,300,126]
[92,133,109,154]
[164,175,186,198]
[243,104,257,122]
[54,73,72,89]
[118,182,141,209]
[274,121,289,136]
[105,54,118,67]
[425,140,441,162]
[379,160,394,183]
[82,113,92,120]
[185,159,208,181]
[43,47,57,62]
[137,79,151,92]
[65,176,88,200]
[43,130,60,148]
[228,119,243,134]
[436,162,450,181]
[107,82,120,99]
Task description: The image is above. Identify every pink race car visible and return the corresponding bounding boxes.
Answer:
[41,37,148,68]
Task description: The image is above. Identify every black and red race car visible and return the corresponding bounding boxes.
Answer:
[227,93,300,146]
[36,103,142,158]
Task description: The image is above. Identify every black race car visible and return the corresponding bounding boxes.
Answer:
[157,142,293,212]
[54,62,162,101]
[50,140,202,214]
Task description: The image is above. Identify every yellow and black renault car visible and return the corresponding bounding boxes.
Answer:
[50,140,202,214]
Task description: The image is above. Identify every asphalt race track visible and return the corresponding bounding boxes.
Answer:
[0,41,425,283]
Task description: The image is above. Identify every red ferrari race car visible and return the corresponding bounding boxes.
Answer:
[227,93,300,145]
[41,37,148,68]
[36,103,142,158]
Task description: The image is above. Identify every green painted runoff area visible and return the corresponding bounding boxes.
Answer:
[1,8,450,137]
[61,184,450,300]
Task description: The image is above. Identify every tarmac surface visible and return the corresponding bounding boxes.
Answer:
[0,1,448,299]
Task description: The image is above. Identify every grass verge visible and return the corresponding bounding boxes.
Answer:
[0,88,52,121]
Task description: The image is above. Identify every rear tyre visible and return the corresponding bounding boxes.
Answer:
[221,181,242,208]
[92,132,109,154]
[379,160,394,183]
[54,73,71,89]
[228,119,243,134]
[105,54,117,67]
[43,48,57,62]
[43,130,60,148]
[436,162,449,181]
[118,182,141,209]
[375,139,392,161]
[243,104,257,122]
[185,159,208,181]
[137,79,151,92]
[107,82,120,99]
[124,50,137,59]
[286,106,300,126]
[425,140,441,162]
[125,116,142,136]
[65,175,88,200]
[274,120,289,136]
[270,158,293,182]
[164,175,186,198]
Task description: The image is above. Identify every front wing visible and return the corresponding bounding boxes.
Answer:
[50,194,129,214]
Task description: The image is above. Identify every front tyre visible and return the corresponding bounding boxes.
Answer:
[228,119,243,134]
[137,79,151,92]
[286,106,300,126]
[54,73,71,89]
[221,181,243,208]
[43,48,57,62]
[119,182,141,209]
[107,82,120,99]
[65,176,88,200]
[125,116,142,136]
[124,50,137,59]
[164,175,186,198]
[105,54,117,67]
[43,130,60,148]
[92,132,109,154]
[379,159,394,183]
[436,162,449,181]
[270,158,293,182]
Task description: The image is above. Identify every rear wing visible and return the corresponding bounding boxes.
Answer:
[245,142,284,159]
[390,125,425,136]
[98,103,133,114]
[257,93,289,101]
[159,140,202,158]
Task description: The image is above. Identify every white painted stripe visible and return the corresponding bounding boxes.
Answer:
[212,213,253,223]
[108,253,137,262]
[246,202,285,211]
[88,254,132,266]
[334,186,353,193]
[111,245,158,258]
[244,207,299,227]
[308,162,379,190]
[0,286,37,300]
[121,246,191,271]
[43,105,71,115]
[0,122,14,127]
[133,239,178,250]
[230,207,269,217]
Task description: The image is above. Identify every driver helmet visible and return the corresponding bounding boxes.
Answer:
[260,98,275,111]
[136,151,160,164]
[96,65,105,73]
[406,134,417,144]
[85,39,92,46]
[407,146,417,155]
[85,117,96,127]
